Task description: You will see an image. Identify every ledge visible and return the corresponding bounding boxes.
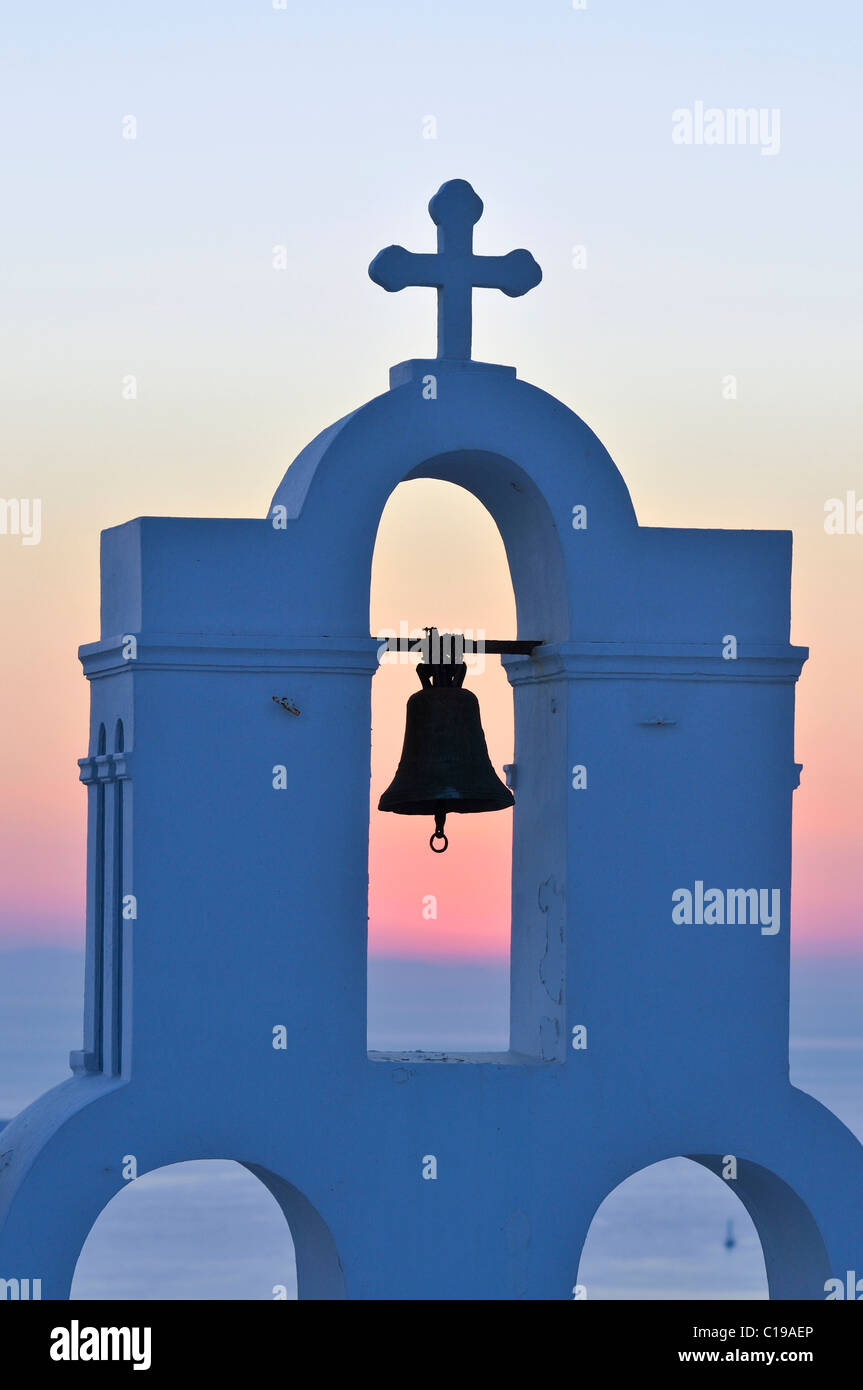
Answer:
[69,1049,101,1075]
[78,752,133,784]
[368,1049,555,1067]
[79,634,382,679]
[503,640,809,685]
[389,358,517,388]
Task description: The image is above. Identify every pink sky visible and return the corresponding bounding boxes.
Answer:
[1,474,860,960]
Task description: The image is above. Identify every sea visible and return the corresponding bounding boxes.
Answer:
[1,949,860,1301]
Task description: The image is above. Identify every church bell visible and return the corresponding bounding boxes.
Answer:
[378,652,513,852]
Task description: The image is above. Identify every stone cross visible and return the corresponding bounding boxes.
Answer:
[369,179,542,360]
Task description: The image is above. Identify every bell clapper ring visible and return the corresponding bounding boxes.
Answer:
[430,808,448,854]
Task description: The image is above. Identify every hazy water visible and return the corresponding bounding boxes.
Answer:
[1,949,861,1300]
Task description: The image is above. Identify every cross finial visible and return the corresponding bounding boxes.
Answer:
[369,179,542,361]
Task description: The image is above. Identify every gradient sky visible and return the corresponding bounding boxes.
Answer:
[1,0,861,956]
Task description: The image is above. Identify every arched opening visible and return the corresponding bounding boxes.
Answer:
[275,418,575,1062]
[577,1158,769,1300]
[368,479,515,1052]
[71,1160,299,1300]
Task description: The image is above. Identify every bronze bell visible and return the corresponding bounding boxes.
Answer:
[379,653,513,852]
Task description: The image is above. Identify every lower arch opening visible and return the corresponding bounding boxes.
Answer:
[71,1160,305,1300]
[577,1157,769,1300]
